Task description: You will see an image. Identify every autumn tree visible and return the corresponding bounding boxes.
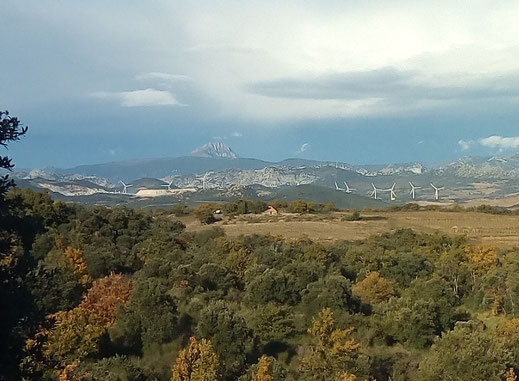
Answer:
[299,308,361,380]
[353,272,397,304]
[505,368,518,381]
[79,273,133,325]
[24,274,132,376]
[63,246,91,286]
[239,355,287,381]
[172,337,221,381]
[252,356,274,381]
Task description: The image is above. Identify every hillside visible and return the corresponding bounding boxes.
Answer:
[268,184,387,209]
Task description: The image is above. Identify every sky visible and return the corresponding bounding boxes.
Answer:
[2,0,519,169]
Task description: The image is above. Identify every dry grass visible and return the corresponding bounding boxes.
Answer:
[182,210,519,248]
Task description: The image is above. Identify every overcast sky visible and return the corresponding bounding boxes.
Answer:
[3,0,519,168]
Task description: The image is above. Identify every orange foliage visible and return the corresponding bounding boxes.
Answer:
[24,273,133,376]
[79,273,133,326]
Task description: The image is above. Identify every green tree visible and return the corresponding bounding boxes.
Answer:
[0,110,28,204]
[0,110,28,379]
[301,275,358,317]
[247,303,296,343]
[418,321,512,381]
[197,300,251,378]
[111,277,177,352]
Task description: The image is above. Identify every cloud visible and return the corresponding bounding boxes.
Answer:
[136,72,192,83]
[479,135,519,150]
[92,89,184,107]
[299,143,310,153]
[231,132,243,138]
[458,139,474,151]
[245,67,519,103]
[6,1,519,122]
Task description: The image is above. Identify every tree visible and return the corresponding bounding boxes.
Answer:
[111,277,177,351]
[298,308,361,380]
[0,111,28,379]
[239,355,287,381]
[353,272,397,304]
[301,275,358,317]
[172,337,221,381]
[247,303,296,343]
[197,300,251,377]
[24,274,133,376]
[417,321,511,381]
[253,356,274,381]
[0,110,28,204]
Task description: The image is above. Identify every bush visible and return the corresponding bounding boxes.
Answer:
[342,211,361,221]
[195,204,218,224]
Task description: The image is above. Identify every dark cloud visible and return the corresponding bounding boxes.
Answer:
[245,67,519,102]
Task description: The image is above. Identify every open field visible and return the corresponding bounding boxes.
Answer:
[183,210,519,247]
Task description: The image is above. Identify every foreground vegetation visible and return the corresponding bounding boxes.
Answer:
[2,188,519,380]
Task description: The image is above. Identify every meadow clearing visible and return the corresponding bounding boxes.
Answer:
[183,210,519,248]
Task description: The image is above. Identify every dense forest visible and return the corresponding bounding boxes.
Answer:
[1,187,519,381]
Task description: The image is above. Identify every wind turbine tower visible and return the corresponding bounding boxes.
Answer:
[409,182,421,200]
[430,183,445,201]
[370,183,379,200]
[388,183,397,201]
[344,182,356,194]
[119,180,132,194]
[162,180,174,191]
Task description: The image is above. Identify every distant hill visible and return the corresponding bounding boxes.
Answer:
[268,184,387,209]
[59,156,272,183]
[129,177,170,190]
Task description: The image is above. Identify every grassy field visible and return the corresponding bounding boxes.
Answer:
[182,210,519,247]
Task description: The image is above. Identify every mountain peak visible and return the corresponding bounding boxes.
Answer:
[191,142,238,159]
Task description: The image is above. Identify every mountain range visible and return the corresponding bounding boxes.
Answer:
[9,142,519,207]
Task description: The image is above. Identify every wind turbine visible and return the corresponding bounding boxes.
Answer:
[335,181,344,191]
[409,182,421,200]
[387,183,397,201]
[370,183,379,199]
[162,180,174,191]
[344,182,356,194]
[430,183,445,201]
[119,180,132,194]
